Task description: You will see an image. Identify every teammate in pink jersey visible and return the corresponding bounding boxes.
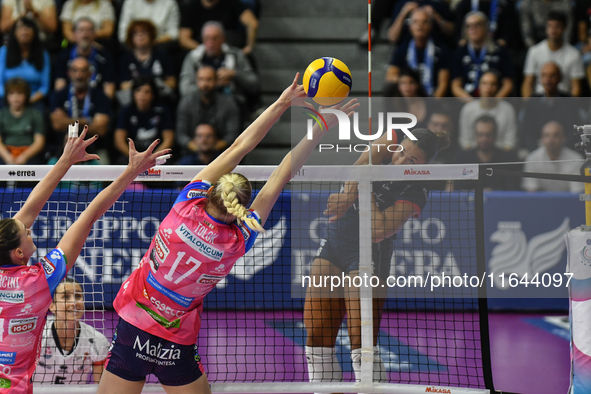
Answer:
[0,123,171,394]
[96,75,358,394]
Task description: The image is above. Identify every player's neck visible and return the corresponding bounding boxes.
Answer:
[205,203,233,224]
[54,320,79,352]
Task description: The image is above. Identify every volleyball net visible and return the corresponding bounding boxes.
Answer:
[0,163,497,394]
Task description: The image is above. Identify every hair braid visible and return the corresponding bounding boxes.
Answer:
[211,173,265,233]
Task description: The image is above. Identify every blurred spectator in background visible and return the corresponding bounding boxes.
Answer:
[117,0,179,47]
[176,65,239,156]
[54,18,116,100]
[519,0,573,48]
[427,108,457,164]
[49,57,112,159]
[522,11,583,97]
[458,71,517,150]
[179,21,259,113]
[118,20,177,107]
[177,123,221,165]
[451,11,514,99]
[179,0,258,54]
[456,115,520,190]
[454,0,520,48]
[0,0,57,39]
[386,8,450,97]
[384,68,431,129]
[60,0,115,43]
[388,0,454,46]
[522,121,584,193]
[0,17,50,110]
[575,0,591,91]
[114,76,174,164]
[520,61,580,152]
[0,78,44,165]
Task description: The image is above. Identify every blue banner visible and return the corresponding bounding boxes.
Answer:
[1,189,581,310]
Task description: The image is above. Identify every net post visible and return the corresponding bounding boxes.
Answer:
[476,165,495,393]
[585,167,591,226]
[358,177,374,392]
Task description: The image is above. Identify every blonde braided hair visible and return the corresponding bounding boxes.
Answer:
[209,173,265,233]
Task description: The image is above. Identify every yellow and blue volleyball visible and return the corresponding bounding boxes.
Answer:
[303,57,352,106]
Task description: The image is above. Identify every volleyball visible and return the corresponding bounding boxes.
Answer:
[303,57,352,106]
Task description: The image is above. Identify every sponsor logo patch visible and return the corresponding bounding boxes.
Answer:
[0,351,16,365]
[147,272,194,308]
[196,273,226,284]
[8,317,37,335]
[154,234,170,262]
[176,224,224,261]
[133,336,181,365]
[40,257,55,275]
[0,290,24,304]
[187,189,207,199]
[238,223,251,242]
[138,168,162,178]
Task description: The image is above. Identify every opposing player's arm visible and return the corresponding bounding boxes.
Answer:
[13,124,99,228]
[252,99,359,225]
[57,140,171,271]
[324,131,398,222]
[371,200,419,243]
[193,74,307,184]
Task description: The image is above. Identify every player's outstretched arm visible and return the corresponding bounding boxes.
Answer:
[13,123,99,228]
[193,73,309,184]
[251,99,359,226]
[323,127,397,222]
[57,139,171,272]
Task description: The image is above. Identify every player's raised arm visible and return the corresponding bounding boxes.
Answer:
[251,99,359,226]
[193,73,310,184]
[57,139,171,272]
[13,123,99,228]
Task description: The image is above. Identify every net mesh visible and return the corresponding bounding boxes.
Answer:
[0,165,489,393]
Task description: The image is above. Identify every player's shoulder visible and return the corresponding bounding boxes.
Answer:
[175,180,213,205]
[79,321,109,342]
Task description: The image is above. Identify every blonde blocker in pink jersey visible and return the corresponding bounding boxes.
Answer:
[97,74,360,394]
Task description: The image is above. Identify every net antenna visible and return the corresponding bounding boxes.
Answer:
[574,124,591,226]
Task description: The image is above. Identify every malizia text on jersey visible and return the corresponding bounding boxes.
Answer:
[133,336,181,365]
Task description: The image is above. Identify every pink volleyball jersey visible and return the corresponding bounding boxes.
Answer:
[0,248,67,394]
[114,180,260,345]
